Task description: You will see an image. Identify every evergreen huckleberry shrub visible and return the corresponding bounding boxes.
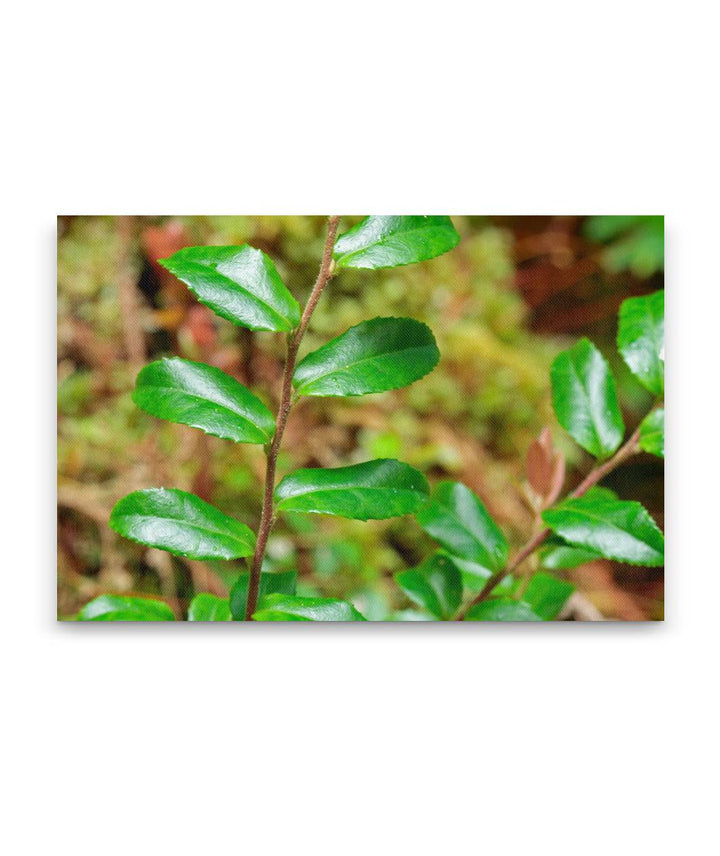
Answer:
[76,217,664,622]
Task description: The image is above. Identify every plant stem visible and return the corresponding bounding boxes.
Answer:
[454,423,644,620]
[244,216,341,620]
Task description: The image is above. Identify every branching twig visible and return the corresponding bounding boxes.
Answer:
[244,216,341,620]
[454,422,645,620]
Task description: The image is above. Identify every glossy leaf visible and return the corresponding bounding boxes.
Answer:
[229,570,298,621]
[253,594,366,621]
[134,358,275,444]
[522,573,575,620]
[465,598,542,622]
[188,594,232,621]
[159,245,300,332]
[540,543,603,570]
[540,488,641,571]
[617,290,664,395]
[395,553,462,619]
[110,488,256,560]
[639,408,664,458]
[542,496,664,566]
[333,215,460,269]
[77,595,175,621]
[550,338,624,459]
[293,317,440,397]
[448,554,516,594]
[275,459,429,520]
[416,481,508,571]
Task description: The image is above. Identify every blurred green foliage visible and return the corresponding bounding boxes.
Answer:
[584,215,664,278]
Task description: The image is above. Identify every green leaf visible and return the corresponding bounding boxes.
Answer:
[293,317,439,397]
[133,358,275,444]
[395,553,462,619]
[274,459,429,520]
[188,593,232,621]
[542,496,664,566]
[550,338,625,459]
[159,245,300,332]
[617,290,664,395]
[465,598,542,622]
[540,544,603,570]
[584,215,648,242]
[333,216,460,269]
[639,408,664,458]
[407,551,515,596]
[539,490,622,569]
[110,488,256,560]
[522,573,575,620]
[77,595,175,621]
[582,486,619,502]
[449,554,516,594]
[416,481,508,571]
[584,217,664,277]
[229,570,298,621]
[391,609,433,622]
[253,594,366,622]
[447,555,492,587]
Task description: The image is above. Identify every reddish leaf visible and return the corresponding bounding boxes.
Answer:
[526,427,565,506]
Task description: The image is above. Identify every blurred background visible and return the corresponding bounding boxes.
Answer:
[57,215,664,620]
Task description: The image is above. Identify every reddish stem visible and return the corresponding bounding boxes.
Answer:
[454,424,643,620]
[244,216,340,620]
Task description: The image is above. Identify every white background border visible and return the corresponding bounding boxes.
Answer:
[3,2,716,854]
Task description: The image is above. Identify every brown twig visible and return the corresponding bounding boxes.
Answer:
[244,216,341,620]
[454,423,645,620]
